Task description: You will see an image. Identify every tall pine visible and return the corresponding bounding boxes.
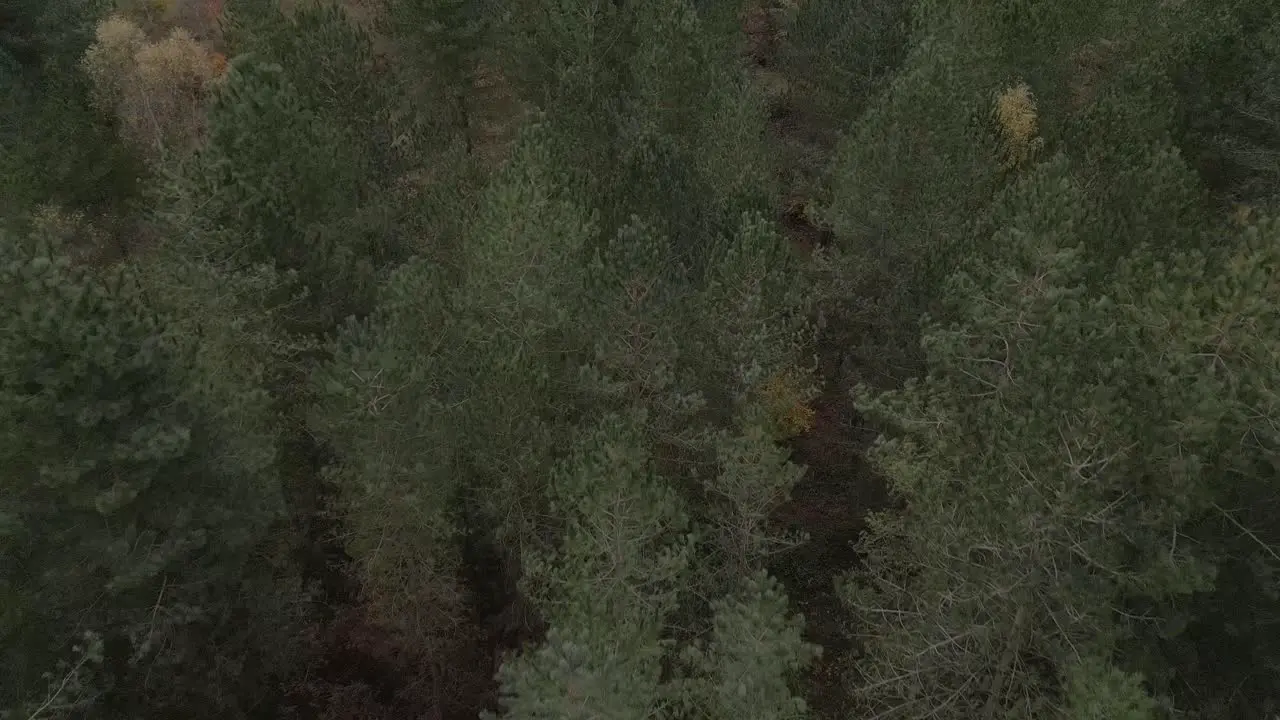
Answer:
[0,212,294,719]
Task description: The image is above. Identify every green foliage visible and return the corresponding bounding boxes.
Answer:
[383,0,490,79]
[9,1,1274,718]
[704,425,807,576]
[0,0,109,70]
[674,571,819,720]
[568,208,815,591]
[198,58,369,233]
[312,125,597,655]
[495,0,625,110]
[311,254,464,644]
[685,212,815,415]
[779,0,914,128]
[523,412,694,627]
[446,126,601,547]
[379,0,493,139]
[315,103,819,715]
[149,1,467,333]
[223,0,481,262]
[0,221,292,718]
[573,211,815,591]
[570,209,813,445]
[845,148,1280,717]
[817,0,1238,381]
[160,56,402,328]
[0,0,144,218]
[221,0,391,138]
[495,620,671,720]
[816,24,1004,375]
[489,412,690,720]
[1063,659,1158,720]
[1178,5,1280,209]
[815,3,1280,717]
[498,0,776,271]
[493,416,816,720]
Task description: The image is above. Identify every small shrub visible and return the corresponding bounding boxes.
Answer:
[994,81,1045,171]
[760,367,817,439]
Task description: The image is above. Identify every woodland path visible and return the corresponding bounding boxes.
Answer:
[741,2,891,717]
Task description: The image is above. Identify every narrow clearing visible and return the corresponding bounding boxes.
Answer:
[742,2,892,717]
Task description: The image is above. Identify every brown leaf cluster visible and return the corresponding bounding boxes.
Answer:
[81,14,227,162]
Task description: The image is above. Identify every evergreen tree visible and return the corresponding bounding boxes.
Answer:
[816,0,1238,379]
[312,124,596,666]
[673,570,818,720]
[378,0,493,148]
[1177,2,1280,211]
[814,18,1005,377]
[160,54,400,328]
[224,0,484,263]
[498,0,776,272]
[316,99,821,713]
[491,414,818,720]
[219,0,394,145]
[0,212,295,719]
[154,0,460,333]
[778,0,913,133]
[844,150,1280,718]
[492,412,692,720]
[309,254,469,694]
[567,207,816,591]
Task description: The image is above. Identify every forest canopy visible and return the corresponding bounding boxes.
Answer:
[1,0,1277,718]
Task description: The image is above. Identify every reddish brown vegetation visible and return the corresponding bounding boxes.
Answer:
[283,607,495,720]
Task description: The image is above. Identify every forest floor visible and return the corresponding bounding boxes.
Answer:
[742,2,892,717]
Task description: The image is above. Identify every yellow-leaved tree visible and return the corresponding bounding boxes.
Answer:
[81,14,224,161]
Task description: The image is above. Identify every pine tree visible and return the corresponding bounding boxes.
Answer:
[816,0,1238,380]
[843,148,1280,718]
[778,0,913,131]
[310,257,469,693]
[222,0,480,262]
[815,18,1005,377]
[506,410,693,687]
[673,571,819,720]
[149,0,456,334]
[311,124,597,667]
[0,213,294,718]
[220,0,393,142]
[684,212,815,426]
[316,97,822,714]
[1061,658,1160,720]
[160,55,399,328]
[807,2,1280,716]
[568,207,816,583]
[379,0,492,146]
[491,413,818,720]
[1178,3,1280,211]
[498,0,776,270]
